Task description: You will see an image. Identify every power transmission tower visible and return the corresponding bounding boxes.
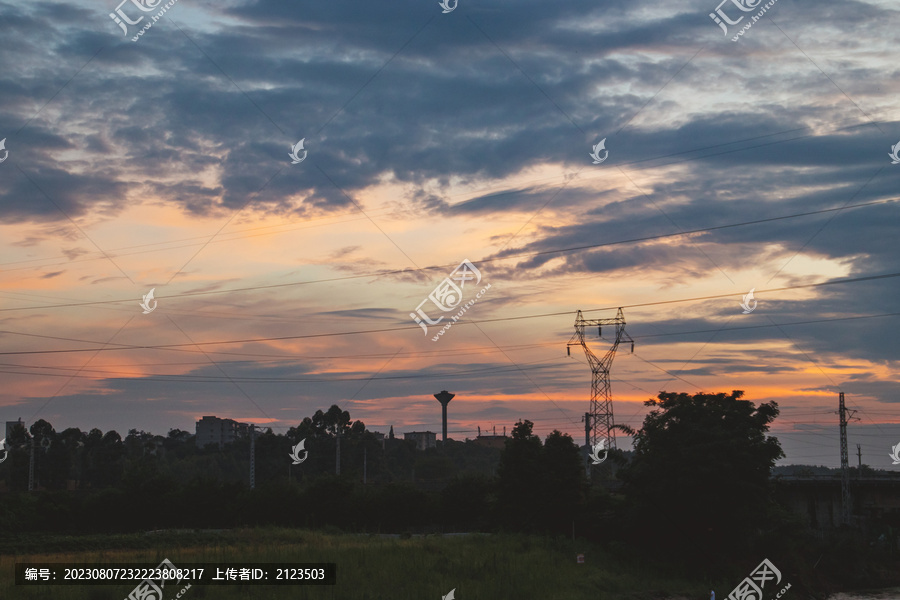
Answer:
[837,392,857,525]
[567,308,634,476]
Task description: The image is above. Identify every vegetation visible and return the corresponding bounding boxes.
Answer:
[1,392,898,598]
[0,528,726,600]
[618,390,786,558]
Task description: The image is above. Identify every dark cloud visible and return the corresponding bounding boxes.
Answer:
[0,0,896,462]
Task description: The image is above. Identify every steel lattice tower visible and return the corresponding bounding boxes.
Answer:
[838,392,856,525]
[567,308,633,454]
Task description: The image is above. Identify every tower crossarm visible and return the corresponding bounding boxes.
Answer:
[567,308,634,371]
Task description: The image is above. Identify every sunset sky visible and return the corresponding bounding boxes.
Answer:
[0,0,898,468]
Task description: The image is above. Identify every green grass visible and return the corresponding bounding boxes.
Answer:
[0,529,720,599]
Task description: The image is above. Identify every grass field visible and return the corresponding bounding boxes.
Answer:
[0,528,722,599]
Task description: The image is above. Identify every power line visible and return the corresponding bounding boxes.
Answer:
[627,311,900,340]
[0,355,568,383]
[0,341,558,366]
[1,272,898,356]
[1,197,895,314]
[0,116,876,276]
[431,120,864,204]
[0,209,390,272]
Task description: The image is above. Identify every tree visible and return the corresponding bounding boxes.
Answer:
[496,422,586,534]
[4,422,30,491]
[496,420,544,530]
[322,405,351,437]
[168,428,189,440]
[287,418,313,443]
[441,475,493,531]
[58,428,86,488]
[28,420,57,489]
[125,429,152,458]
[618,390,784,558]
[30,419,55,441]
[541,430,585,531]
[7,422,29,445]
[350,420,366,437]
[87,430,125,487]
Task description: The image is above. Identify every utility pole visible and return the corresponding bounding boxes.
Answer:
[336,430,341,476]
[363,446,367,485]
[583,412,591,479]
[837,392,857,525]
[857,444,862,480]
[28,436,35,492]
[250,424,256,490]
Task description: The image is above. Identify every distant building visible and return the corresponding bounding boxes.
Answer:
[473,435,507,449]
[777,478,900,531]
[195,416,249,449]
[404,431,437,451]
[5,418,25,440]
[473,425,507,449]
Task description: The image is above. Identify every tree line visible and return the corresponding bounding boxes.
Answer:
[1,391,896,574]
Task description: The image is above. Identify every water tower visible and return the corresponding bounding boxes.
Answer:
[434,390,454,443]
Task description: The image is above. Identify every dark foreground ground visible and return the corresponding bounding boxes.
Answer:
[1,528,898,600]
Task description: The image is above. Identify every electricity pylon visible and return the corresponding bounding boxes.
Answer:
[567,308,633,473]
[837,392,858,525]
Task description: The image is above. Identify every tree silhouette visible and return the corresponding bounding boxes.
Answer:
[618,390,784,559]
[542,430,585,532]
[497,420,585,533]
